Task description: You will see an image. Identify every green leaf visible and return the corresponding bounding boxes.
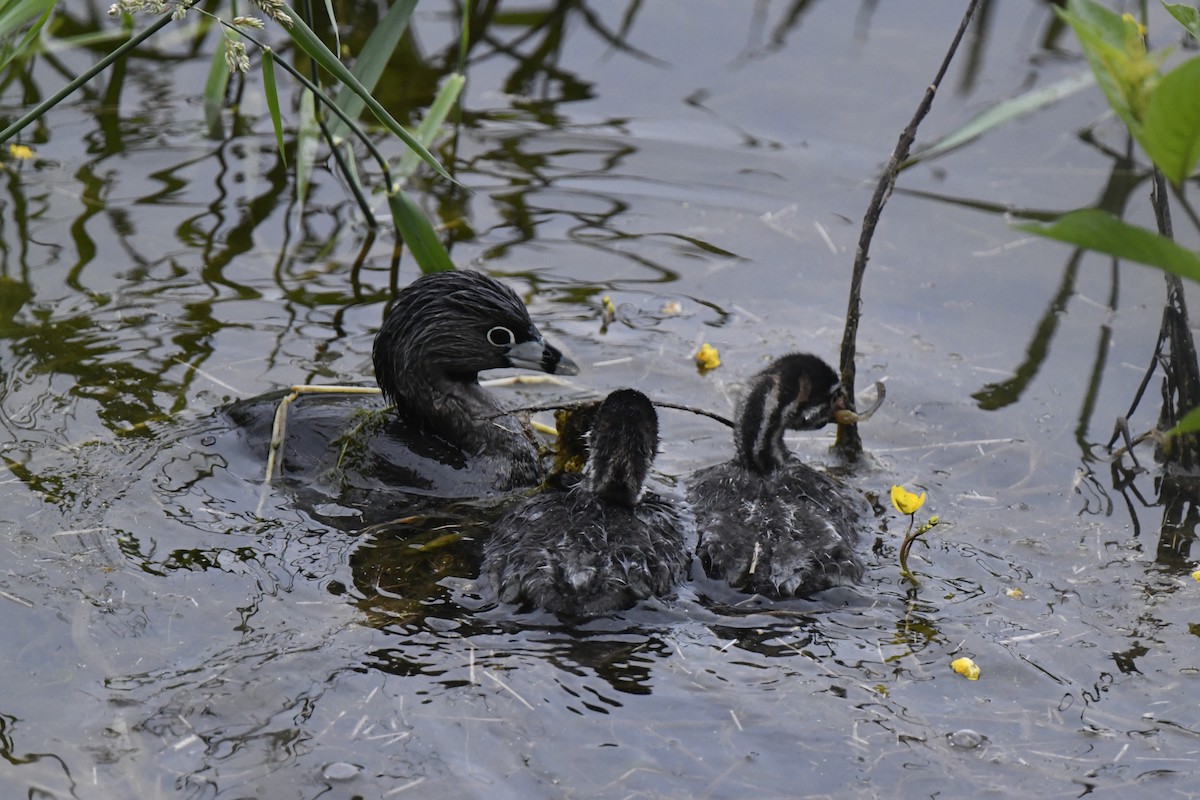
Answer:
[1168,404,1200,436]
[909,71,1095,165]
[0,0,53,40]
[204,36,231,135]
[261,49,287,168]
[321,0,341,60]
[328,0,418,141]
[281,3,454,184]
[396,73,465,182]
[0,0,53,72]
[1163,2,1200,42]
[1056,0,1160,129]
[1140,55,1200,184]
[1016,208,1200,282]
[386,189,455,274]
[295,88,319,205]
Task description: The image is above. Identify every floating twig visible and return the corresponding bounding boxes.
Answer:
[480,400,736,429]
[264,384,383,483]
[256,384,383,516]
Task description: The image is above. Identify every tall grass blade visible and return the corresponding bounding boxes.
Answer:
[320,0,340,59]
[204,36,231,134]
[295,88,319,204]
[908,71,1095,165]
[261,49,287,167]
[396,73,464,182]
[282,2,454,184]
[1169,404,1200,436]
[0,0,54,72]
[339,139,368,212]
[328,0,418,140]
[0,0,53,39]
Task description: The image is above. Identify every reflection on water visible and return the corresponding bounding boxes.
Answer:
[3,0,1200,797]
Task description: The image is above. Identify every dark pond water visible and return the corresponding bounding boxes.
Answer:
[3,1,1199,797]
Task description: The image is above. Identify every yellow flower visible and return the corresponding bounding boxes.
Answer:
[695,343,720,372]
[1005,587,1025,599]
[951,657,981,681]
[1192,570,1200,583]
[8,144,34,160]
[601,294,616,317]
[890,485,926,515]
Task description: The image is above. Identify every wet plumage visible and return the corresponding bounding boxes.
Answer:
[368,269,579,494]
[688,354,865,598]
[484,389,688,616]
[227,270,578,504]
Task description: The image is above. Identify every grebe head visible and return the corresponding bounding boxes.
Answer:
[585,389,659,508]
[734,353,842,475]
[371,271,578,407]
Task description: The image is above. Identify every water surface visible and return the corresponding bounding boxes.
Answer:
[2,2,1198,797]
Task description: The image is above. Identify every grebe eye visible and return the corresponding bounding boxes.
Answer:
[487,326,516,347]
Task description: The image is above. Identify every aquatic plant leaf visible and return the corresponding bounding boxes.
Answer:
[386,189,455,274]
[282,3,454,184]
[320,0,341,61]
[1163,2,1200,42]
[396,73,465,183]
[908,71,1095,165]
[261,49,287,168]
[1057,0,1162,130]
[1168,404,1200,437]
[295,88,319,204]
[0,0,51,39]
[204,36,231,134]
[328,0,418,142]
[1016,209,1200,282]
[0,0,53,72]
[1140,56,1200,184]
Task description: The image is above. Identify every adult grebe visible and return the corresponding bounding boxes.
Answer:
[229,270,578,504]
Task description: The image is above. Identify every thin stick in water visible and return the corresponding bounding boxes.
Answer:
[835,0,982,459]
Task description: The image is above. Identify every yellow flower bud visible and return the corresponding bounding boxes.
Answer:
[951,657,981,681]
[695,343,720,372]
[1121,12,1147,36]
